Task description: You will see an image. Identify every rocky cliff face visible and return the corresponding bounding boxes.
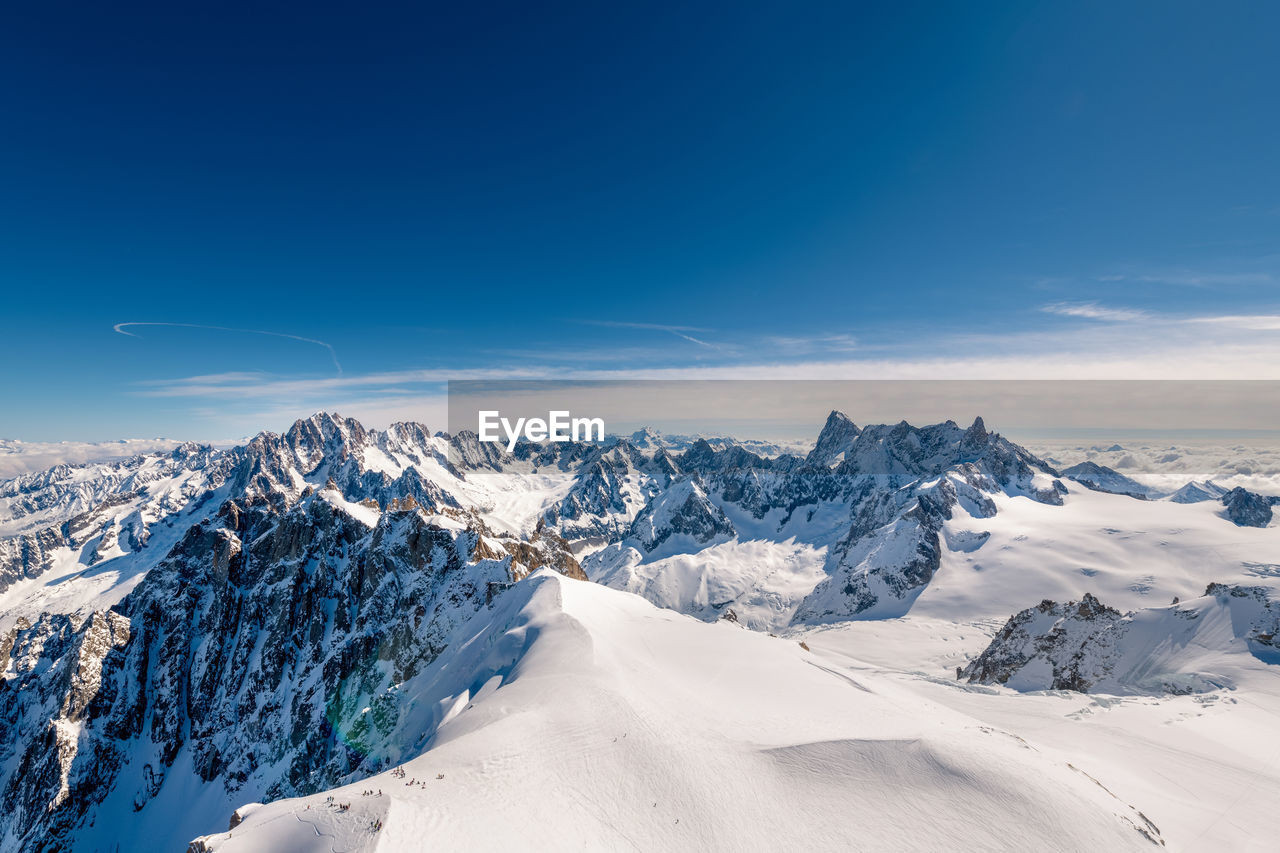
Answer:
[541,441,674,540]
[1222,486,1273,527]
[3,409,1244,848]
[0,502,522,849]
[628,478,735,552]
[700,416,1061,621]
[0,415,586,851]
[569,415,1069,625]
[961,584,1280,695]
[958,593,1126,691]
[804,410,860,468]
[793,469,1004,621]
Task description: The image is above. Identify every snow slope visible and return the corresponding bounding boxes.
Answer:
[582,450,1280,633]
[3,413,1278,851]
[918,485,1280,621]
[192,571,1164,852]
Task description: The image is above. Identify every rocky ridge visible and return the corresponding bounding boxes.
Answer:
[1,409,1271,849]
[0,414,581,850]
[960,584,1280,694]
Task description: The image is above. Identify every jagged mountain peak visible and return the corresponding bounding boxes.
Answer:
[628,476,735,553]
[1168,479,1228,504]
[1060,461,1158,500]
[805,410,861,467]
[284,411,369,454]
[823,409,857,431]
[166,441,217,460]
[627,426,664,448]
[382,420,436,447]
[2,410,1278,849]
[677,439,780,474]
[0,413,598,848]
[959,415,990,452]
[828,416,1055,488]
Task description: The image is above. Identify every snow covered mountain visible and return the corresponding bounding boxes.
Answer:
[0,415,584,850]
[0,411,1277,851]
[0,439,194,479]
[189,571,1167,853]
[1060,461,1163,500]
[960,584,1280,694]
[585,415,1067,628]
[622,426,806,458]
[1169,479,1229,504]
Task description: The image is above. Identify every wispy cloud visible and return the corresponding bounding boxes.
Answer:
[1090,267,1280,286]
[1041,302,1152,322]
[116,306,1280,440]
[114,322,343,373]
[765,333,858,354]
[1186,314,1280,331]
[1096,270,1274,288]
[133,317,1280,403]
[1042,302,1280,335]
[133,367,556,398]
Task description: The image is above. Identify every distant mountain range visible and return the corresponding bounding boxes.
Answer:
[0,412,1276,851]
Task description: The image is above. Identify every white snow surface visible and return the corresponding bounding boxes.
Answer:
[583,478,1280,633]
[918,485,1280,620]
[3,417,1279,851]
[191,571,1166,853]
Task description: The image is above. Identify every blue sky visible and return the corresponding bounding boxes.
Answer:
[2,1,1279,440]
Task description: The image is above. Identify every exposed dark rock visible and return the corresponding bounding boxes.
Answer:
[0,415,589,850]
[1222,487,1273,527]
[805,411,860,468]
[959,593,1125,690]
[963,585,1280,694]
[629,478,735,552]
[0,409,1085,845]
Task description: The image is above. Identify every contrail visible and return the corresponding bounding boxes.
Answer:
[579,319,723,350]
[113,322,342,374]
[665,329,718,349]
